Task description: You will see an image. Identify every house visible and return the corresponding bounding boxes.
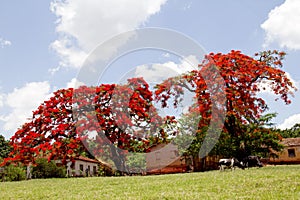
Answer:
[145,143,221,174]
[146,143,189,174]
[269,137,300,164]
[66,156,101,177]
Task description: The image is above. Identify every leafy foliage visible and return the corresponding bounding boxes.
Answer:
[3,78,174,174]
[278,123,300,138]
[155,50,296,167]
[4,163,26,182]
[0,135,12,159]
[32,158,66,179]
[215,113,284,158]
[2,50,296,173]
[125,153,146,174]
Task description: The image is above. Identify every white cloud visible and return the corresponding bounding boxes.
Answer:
[50,38,88,68]
[180,55,199,72]
[0,82,52,133]
[278,113,300,129]
[135,62,179,83]
[261,0,300,50]
[66,78,85,89]
[183,2,192,11]
[48,66,61,75]
[50,0,168,68]
[132,55,198,117]
[0,37,12,48]
[134,55,198,83]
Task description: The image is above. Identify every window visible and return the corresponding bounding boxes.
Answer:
[93,166,97,175]
[79,164,84,172]
[288,149,296,158]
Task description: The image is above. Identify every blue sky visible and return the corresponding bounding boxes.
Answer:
[0,0,299,139]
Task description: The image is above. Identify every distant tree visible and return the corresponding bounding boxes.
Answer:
[215,113,284,158]
[279,123,300,138]
[0,135,12,159]
[125,153,146,174]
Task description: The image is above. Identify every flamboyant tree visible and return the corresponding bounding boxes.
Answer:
[3,78,174,173]
[2,88,81,166]
[155,50,296,170]
[3,50,296,173]
[73,78,174,173]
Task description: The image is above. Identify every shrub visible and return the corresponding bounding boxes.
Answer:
[126,153,146,174]
[4,164,26,181]
[32,158,66,179]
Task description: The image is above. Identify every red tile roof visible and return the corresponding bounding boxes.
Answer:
[76,156,100,163]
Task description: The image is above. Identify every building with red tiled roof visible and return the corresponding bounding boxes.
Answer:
[269,137,300,164]
[65,156,101,177]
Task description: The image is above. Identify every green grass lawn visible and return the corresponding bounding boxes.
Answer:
[0,165,299,200]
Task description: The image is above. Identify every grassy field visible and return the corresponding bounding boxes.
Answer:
[0,165,299,200]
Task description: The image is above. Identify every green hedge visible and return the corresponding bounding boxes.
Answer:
[4,164,26,182]
[32,158,66,179]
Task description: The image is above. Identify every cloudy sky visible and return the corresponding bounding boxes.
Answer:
[0,0,299,139]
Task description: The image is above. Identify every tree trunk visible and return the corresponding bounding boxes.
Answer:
[200,157,206,171]
[26,164,32,180]
[192,155,201,172]
[109,144,128,175]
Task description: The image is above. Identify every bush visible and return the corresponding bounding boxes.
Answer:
[32,158,66,179]
[4,164,26,181]
[126,153,146,174]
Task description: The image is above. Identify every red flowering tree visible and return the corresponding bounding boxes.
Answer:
[3,78,173,174]
[72,78,173,173]
[155,50,296,170]
[3,88,80,166]
[3,50,296,173]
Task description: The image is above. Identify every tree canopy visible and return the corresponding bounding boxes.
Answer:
[2,78,173,173]
[2,50,296,173]
[155,50,296,167]
[0,135,12,159]
[278,123,300,138]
